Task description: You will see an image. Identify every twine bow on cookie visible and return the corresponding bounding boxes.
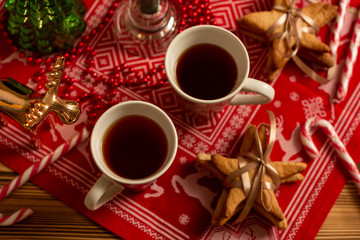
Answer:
[222,111,281,224]
[267,1,319,58]
[266,1,331,83]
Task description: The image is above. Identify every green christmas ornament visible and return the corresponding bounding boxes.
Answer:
[5,0,86,55]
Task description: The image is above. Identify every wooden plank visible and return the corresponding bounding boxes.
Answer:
[0,162,359,239]
[0,162,119,240]
[316,183,360,240]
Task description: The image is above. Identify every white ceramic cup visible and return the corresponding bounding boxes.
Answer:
[164,25,275,117]
[84,101,178,210]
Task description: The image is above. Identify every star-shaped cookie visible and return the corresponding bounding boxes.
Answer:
[236,0,338,80]
[197,124,307,229]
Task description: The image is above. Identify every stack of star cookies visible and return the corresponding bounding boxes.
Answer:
[196,124,307,229]
[236,0,338,80]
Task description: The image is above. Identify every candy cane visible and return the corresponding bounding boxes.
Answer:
[0,208,33,226]
[300,117,360,191]
[0,128,89,226]
[334,9,360,103]
[327,0,350,79]
[329,0,350,58]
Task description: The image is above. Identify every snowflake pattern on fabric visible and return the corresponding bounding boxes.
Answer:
[65,67,83,80]
[222,126,237,140]
[302,97,327,119]
[179,156,188,164]
[215,138,229,153]
[83,0,115,32]
[236,105,252,117]
[290,92,300,102]
[179,214,190,225]
[181,134,196,149]
[87,15,102,29]
[95,5,107,16]
[230,115,244,128]
[274,100,282,108]
[120,96,129,102]
[93,82,107,95]
[194,141,209,153]
[289,75,297,82]
[112,91,122,101]
[81,75,96,88]
[70,90,78,98]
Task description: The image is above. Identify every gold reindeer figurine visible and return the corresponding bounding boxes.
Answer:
[0,56,81,148]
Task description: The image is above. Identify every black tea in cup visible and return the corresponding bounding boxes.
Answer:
[102,115,168,180]
[176,43,238,100]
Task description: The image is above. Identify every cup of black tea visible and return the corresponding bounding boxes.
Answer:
[164,25,275,117]
[84,101,178,211]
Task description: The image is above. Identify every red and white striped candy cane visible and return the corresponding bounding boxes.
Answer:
[0,208,33,226]
[0,128,89,226]
[334,9,360,103]
[300,117,360,191]
[327,0,350,79]
[328,0,350,58]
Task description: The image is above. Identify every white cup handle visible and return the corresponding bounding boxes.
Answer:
[229,78,275,105]
[84,174,125,210]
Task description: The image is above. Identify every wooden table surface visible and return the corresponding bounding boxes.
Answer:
[0,162,359,240]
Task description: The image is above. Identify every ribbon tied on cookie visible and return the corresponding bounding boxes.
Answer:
[222,111,280,224]
[267,0,319,58]
[196,110,307,229]
[237,0,338,82]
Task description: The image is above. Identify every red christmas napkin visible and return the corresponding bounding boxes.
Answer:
[1,0,360,239]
